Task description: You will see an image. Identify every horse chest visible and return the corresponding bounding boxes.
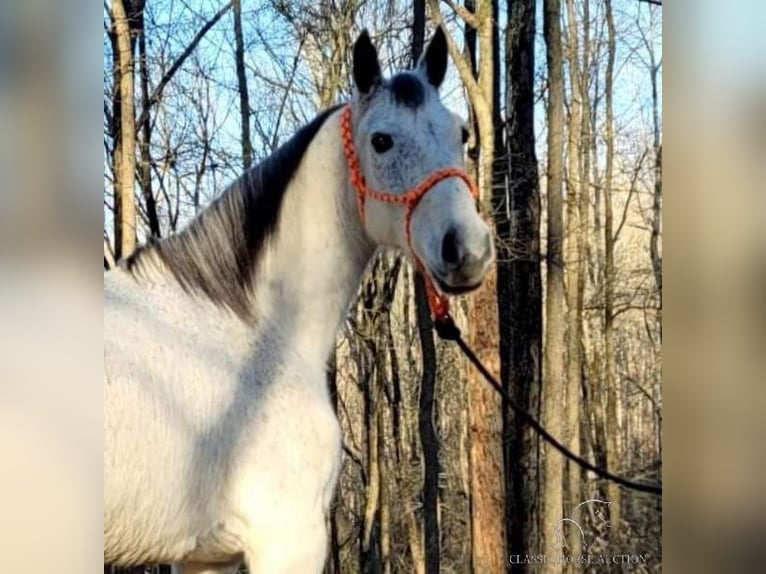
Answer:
[105,347,342,566]
[230,376,342,492]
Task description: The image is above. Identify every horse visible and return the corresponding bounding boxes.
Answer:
[104,27,493,574]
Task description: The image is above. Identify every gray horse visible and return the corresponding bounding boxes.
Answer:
[104,28,493,574]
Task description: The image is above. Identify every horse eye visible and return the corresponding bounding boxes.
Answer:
[371,132,394,153]
[461,126,469,145]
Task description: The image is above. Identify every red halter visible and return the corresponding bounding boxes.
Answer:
[340,105,479,321]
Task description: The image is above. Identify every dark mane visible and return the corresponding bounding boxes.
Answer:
[123,104,343,320]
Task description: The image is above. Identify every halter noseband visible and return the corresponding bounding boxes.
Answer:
[340,105,480,321]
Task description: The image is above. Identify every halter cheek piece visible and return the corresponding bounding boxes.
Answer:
[340,105,480,321]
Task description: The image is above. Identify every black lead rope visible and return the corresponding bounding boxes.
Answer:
[433,316,662,496]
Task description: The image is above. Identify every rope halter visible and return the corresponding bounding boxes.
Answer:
[340,105,480,322]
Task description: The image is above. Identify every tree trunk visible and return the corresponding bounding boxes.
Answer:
[579,0,608,498]
[378,350,392,574]
[586,3,603,294]
[649,35,662,339]
[108,24,123,259]
[112,0,139,259]
[578,0,591,376]
[651,144,662,317]
[464,0,479,190]
[416,275,440,574]
[542,0,566,570]
[233,0,253,168]
[603,0,622,539]
[505,0,543,560]
[137,7,161,238]
[412,6,440,571]
[361,359,381,573]
[564,0,584,562]
[430,0,507,559]
[466,1,507,569]
[391,270,426,574]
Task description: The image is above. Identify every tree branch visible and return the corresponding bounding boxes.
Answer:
[270,36,306,151]
[426,0,486,111]
[103,0,113,24]
[343,440,365,472]
[441,0,477,28]
[614,147,648,243]
[135,2,233,134]
[639,0,662,6]
[621,374,662,418]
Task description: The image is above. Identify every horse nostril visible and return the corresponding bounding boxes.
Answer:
[441,229,463,267]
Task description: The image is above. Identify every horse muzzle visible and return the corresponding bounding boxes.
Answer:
[429,225,494,295]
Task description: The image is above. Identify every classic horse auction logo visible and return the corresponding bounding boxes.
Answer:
[552,499,612,552]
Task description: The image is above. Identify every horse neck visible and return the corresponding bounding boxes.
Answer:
[256,110,374,366]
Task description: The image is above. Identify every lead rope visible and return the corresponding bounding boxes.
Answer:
[341,105,662,496]
[433,314,662,495]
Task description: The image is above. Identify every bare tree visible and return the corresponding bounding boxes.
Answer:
[644,7,662,338]
[273,0,357,110]
[504,0,543,559]
[110,0,141,259]
[410,8,440,573]
[580,0,609,486]
[564,0,585,559]
[136,4,161,238]
[233,0,253,168]
[603,0,622,537]
[541,0,566,570]
[427,2,505,572]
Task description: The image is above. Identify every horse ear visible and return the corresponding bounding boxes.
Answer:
[353,30,381,95]
[417,26,448,89]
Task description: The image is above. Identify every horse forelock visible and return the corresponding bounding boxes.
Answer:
[387,72,426,108]
[122,103,344,322]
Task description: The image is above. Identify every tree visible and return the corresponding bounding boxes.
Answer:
[603,0,622,539]
[564,0,585,559]
[136,3,161,238]
[233,0,253,168]
[411,7,440,572]
[426,1,506,571]
[642,4,662,338]
[504,0,543,560]
[541,0,566,570]
[110,0,141,259]
[580,0,609,486]
[273,0,358,111]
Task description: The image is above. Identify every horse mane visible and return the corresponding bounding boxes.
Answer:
[122,103,343,321]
